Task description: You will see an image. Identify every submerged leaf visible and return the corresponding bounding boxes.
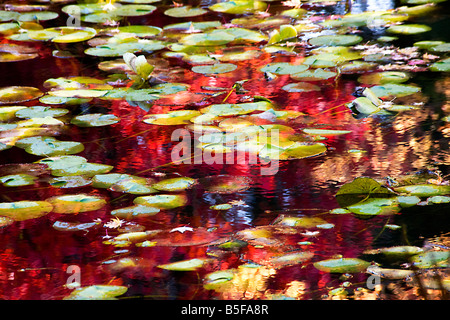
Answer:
[313,258,370,273]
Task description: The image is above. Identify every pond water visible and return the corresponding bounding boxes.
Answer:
[0,0,449,300]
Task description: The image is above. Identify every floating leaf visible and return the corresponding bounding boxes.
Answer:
[208,0,267,14]
[181,32,235,46]
[91,173,137,188]
[366,265,414,280]
[111,205,160,219]
[18,11,59,22]
[309,35,362,47]
[143,110,201,125]
[260,62,308,75]
[15,106,69,119]
[52,220,99,232]
[0,86,43,105]
[192,63,237,75]
[46,194,107,214]
[48,176,92,188]
[263,251,314,269]
[275,216,330,228]
[302,128,351,136]
[157,258,211,271]
[204,270,236,290]
[259,142,327,160]
[36,155,87,170]
[64,285,128,300]
[50,162,113,177]
[164,21,221,31]
[313,258,370,273]
[394,184,450,197]
[28,27,97,43]
[134,194,188,209]
[114,4,156,16]
[110,177,158,194]
[164,6,207,17]
[347,198,400,216]
[357,71,410,85]
[16,136,84,157]
[71,114,120,127]
[387,24,431,34]
[0,174,37,187]
[291,69,337,81]
[151,177,196,192]
[411,251,450,268]
[0,201,53,221]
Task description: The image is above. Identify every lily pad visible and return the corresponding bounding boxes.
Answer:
[115,25,162,37]
[180,32,235,46]
[15,106,69,119]
[114,4,156,16]
[18,11,59,22]
[394,184,450,197]
[109,177,158,195]
[208,0,267,14]
[370,83,421,98]
[291,69,337,81]
[313,258,370,273]
[151,177,197,192]
[85,40,165,57]
[0,201,53,221]
[48,176,92,188]
[71,113,120,127]
[28,27,97,43]
[430,58,450,72]
[309,35,362,47]
[260,62,308,75]
[411,251,450,268]
[263,251,314,269]
[357,72,410,85]
[111,205,160,219]
[134,194,188,209]
[302,128,351,136]
[164,6,207,17]
[157,258,211,271]
[276,216,330,228]
[201,101,271,116]
[52,220,99,232]
[163,21,221,31]
[16,136,84,157]
[387,24,431,34]
[46,194,107,214]
[347,198,400,216]
[143,110,201,125]
[64,285,128,300]
[204,270,236,290]
[36,155,87,170]
[259,142,327,160]
[0,86,43,105]
[50,162,113,177]
[0,174,37,187]
[192,63,237,75]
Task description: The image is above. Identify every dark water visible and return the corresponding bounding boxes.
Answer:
[0,0,449,300]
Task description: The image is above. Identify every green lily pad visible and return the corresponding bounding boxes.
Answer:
[259,142,327,160]
[151,177,197,192]
[15,106,69,119]
[0,174,37,187]
[218,49,262,62]
[28,27,97,43]
[291,69,337,81]
[357,71,410,85]
[109,177,158,195]
[396,195,421,207]
[180,32,235,46]
[114,4,156,16]
[62,3,121,15]
[210,203,233,210]
[192,63,237,75]
[111,205,160,219]
[85,40,165,57]
[0,106,27,121]
[71,113,120,127]
[347,198,400,216]
[366,265,414,280]
[0,11,20,22]
[164,6,207,17]
[50,162,113,177]
[309,35,362,47]
[16,136,84,157]
[260,62,308,75]
[203,270,236,290]
[413,40,445,49]
[46,194,107,214]
[387,24,431,34]
[163,21,221,31]
[337,177,394,197]
[114,25,162,37]
[18,11,59,22]
[64,285,128,300]
[430,58,450,72]
[282,82,321,93]
[91,173,137,188]
[201,101,271,116]
[313,258,370,273]
[39,95,92,105]
[348,97,381,115]
[48,176,92,188]
[0,201,53,221]
[0,86,43,105]
[276,216,329,228]
[134,194,188,209]
[429,43,450,53]
[264,251,314,269]
[370,83,421,98]
[427,195,450,204]
[208,0,267,14]
[411,251,450,268]
[36,155,87,170]
[157,258,211,271]
[394,184,450,197]
[302,128,351,136]
[143,110,201,125]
